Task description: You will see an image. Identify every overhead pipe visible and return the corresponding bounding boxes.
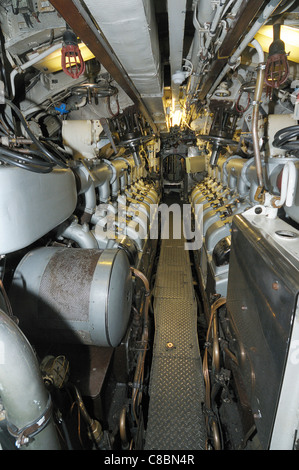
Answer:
[0,309,60,449]
[196,0,282,102]
[187,0,235,99]
[205,0,283,99]
[10,42,62,99]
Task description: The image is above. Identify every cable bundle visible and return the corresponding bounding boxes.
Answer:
[272,125,299,151]
[0,100,69,173]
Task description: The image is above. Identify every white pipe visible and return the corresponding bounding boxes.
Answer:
[187,0,243,99]
[10,43,63,98]
[251,38,265,63]
[273,161,297,207]
[286,161,297,207]
[204,0,229,55]
[57,217,98,248]
[207,0,283,98]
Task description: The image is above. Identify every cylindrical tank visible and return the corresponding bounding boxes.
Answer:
[10,247,132,347]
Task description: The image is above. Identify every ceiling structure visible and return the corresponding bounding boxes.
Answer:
[1,0,299,452]
[45,0,299,135]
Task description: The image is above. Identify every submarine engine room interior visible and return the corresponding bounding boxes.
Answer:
[0,0,299,451]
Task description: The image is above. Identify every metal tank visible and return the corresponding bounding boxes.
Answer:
[10,247,133,348]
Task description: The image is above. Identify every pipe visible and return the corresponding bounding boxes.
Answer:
[74,165,97,217]
[203,0,232,59]
[57,216,98,249]
[109,159,128,196]
[212,312,220,374]
[75,160,113,206]
[251,39,266,192]
[119,406,130,450]
[0,308,60,449]
[202,297,226,450]
[71,385,103,447]
[10,43,62,98]
[272,161,297,207]
[130,268,150,425]
[82,184,97,220]
[99,179,110,203]
[252,38,265,63]
[167,0,187,103]
[206,0,283,98]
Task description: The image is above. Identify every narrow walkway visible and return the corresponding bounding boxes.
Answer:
[145,220,206,450]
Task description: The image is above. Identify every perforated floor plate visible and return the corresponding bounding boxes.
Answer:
[145,230,206,450]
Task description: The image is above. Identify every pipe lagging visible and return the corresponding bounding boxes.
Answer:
[0,309,60,449]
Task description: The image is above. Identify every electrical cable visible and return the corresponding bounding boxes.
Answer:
[272,125,299,150]
[4,99,69,169]
[0,143,56,173]
[0,151,54,173]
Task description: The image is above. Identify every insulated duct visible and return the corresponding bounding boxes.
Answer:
[49,0,158,133]
[167,0,187,105]
[81,0,167,132]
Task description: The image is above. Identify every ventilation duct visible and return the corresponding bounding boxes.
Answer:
[82,0,167,132]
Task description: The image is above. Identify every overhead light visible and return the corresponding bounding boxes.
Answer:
[172,109,182,127]
[28,43,95,73]
[254,25,299,63]
[172,59,193,85]
[172,70,187,85]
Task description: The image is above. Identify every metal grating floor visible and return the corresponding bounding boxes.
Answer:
[145,230,206,450]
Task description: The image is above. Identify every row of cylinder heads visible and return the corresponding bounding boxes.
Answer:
[61,153,160,254]
[189,153,298,296]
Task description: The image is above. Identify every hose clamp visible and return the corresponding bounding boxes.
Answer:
[7,394,53,448]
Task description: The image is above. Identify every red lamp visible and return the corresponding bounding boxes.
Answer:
[61,29,85,79]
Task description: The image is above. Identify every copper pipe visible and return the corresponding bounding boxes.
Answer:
[119,406,129,449]
[211,420,221,451]
[212,310,220,374]
[72,385,103,446]
[130,267,150,425]
[203,297,226,449]
[252,63,266,190]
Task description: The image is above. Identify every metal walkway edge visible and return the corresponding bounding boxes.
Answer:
[145,230,206,450]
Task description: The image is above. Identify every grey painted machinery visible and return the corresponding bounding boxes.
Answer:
[1,0,299,453]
